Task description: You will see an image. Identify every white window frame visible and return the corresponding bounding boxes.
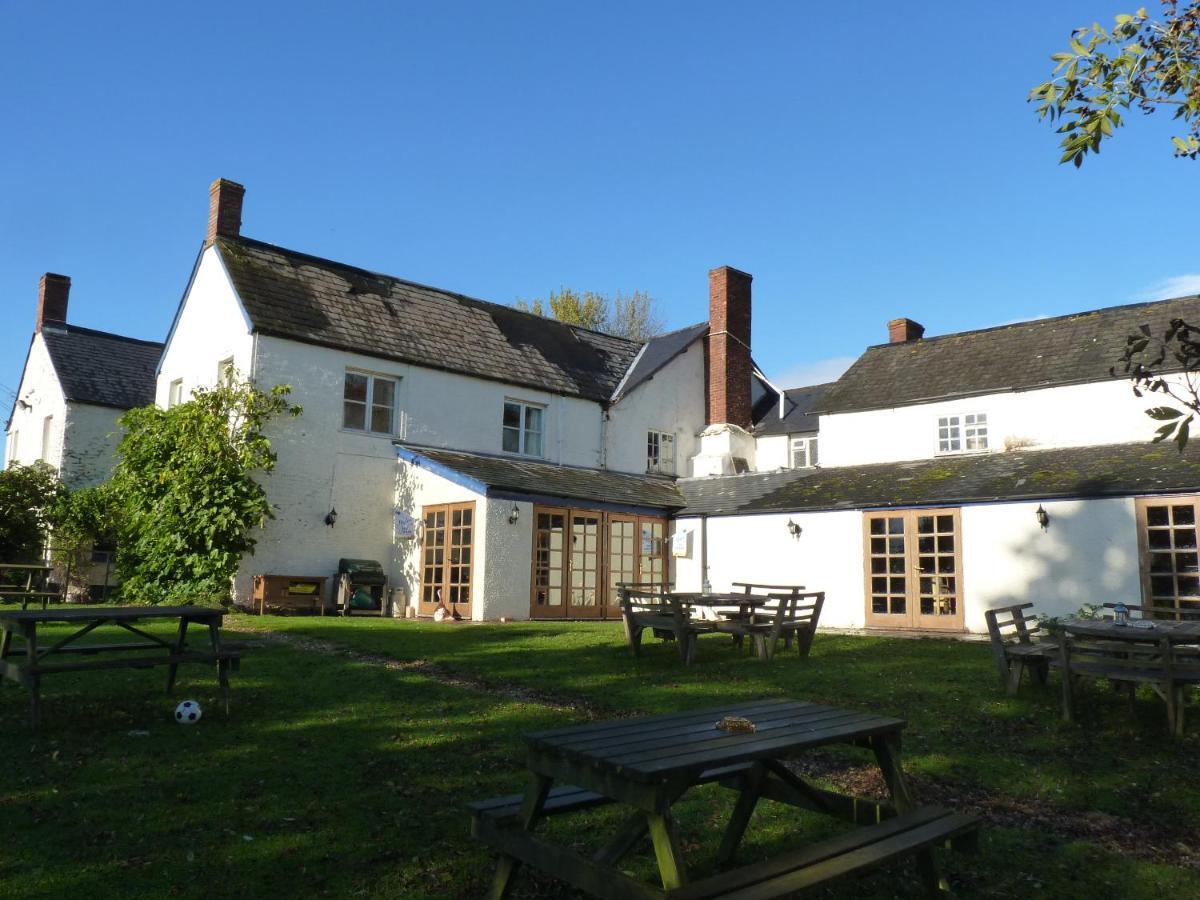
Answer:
[6,430,17,465]
[342,370,398,436]
[789,435,818,469]
[646,430,675,475]
[40,415,53,462]
[502,400,545,457]
[937,412,988,455]
[168,378,184,408]
[217,357,235,386]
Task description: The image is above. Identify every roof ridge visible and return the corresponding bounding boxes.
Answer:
[44,323,164,348]
[221,235,645,348]
[859,293,1200,351]
[782,381,837,393]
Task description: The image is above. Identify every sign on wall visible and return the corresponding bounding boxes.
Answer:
[394,509,418,540]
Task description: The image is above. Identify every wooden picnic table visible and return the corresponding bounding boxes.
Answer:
[471,698,978,898]
[0,563,61,610]
[0,605,243,730]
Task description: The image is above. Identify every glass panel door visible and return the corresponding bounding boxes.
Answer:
[638,519,666,589]
[531,508,567,617]
[568,512,602,617]
[419,503,474,617]
[864,513,910,627]
[419,507,446,615]
[864,508,964,631]
[446,504,473,616]
[1136,496,1200,619]
[913,510,962,630]
[607,515,637,618]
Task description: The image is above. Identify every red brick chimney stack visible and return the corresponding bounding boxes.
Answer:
[706,266,753,428]
[36,273,70,332]
[888,317,925,344]
[207,178,245,243]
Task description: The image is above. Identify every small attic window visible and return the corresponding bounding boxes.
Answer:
[937,413,988,454]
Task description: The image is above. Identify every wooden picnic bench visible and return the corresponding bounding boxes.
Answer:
[0,605,244,729]
[709,586,824,661]
[983,602,1057,695]
[470,698,979,898]
[1059,616,1200,737]
[0,563,63,611]
[619,587,716,665]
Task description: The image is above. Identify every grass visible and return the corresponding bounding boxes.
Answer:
[0,614,1196,898]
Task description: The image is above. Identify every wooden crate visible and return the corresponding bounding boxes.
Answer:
[252,575,327,616]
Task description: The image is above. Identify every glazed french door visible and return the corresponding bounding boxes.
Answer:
[863,508,964,631]
[531,507,667,619]
[419,502,474,617]
[1135,496,1200,620]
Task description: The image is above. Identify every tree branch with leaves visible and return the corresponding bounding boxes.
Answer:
[1115,317,1200,448]
[1030,2,1200,165]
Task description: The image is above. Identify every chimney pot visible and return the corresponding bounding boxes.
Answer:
[888,317,925,343]
[707,266,753,428]
[207,178,245,242]
[36,273,70,332]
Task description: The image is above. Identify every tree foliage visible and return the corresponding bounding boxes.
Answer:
[1030,2,1200,165]
[0,462,64,562]
[49,483,121,598]
[1114,317,1200,448]
[516,287,665,340]
[109,377,301,605]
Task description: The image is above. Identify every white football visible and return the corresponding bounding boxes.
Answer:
[174,700,202,725]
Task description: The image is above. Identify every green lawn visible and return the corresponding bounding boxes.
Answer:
[1,615,1197,899]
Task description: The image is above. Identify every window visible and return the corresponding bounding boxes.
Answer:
[168,379,184,408]
[1136,497,1200,620]
[40,416,53,462]
[937,413,988,454]
[6,431,17,465]
[502,400,544,456]
[217,357,235,386]
[343,371,397,434]
[646,430,675,475]
[790,436,818,469]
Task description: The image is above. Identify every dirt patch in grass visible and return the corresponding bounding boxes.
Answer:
[787,751,1200,871]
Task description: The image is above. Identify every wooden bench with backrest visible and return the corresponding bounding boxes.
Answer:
[618,587,715,665]
[711,588,824,662]
[1059,633,1200,737]
[983,602,1057,695]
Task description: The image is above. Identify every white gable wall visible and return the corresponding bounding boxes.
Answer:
[605,340,706,476]
[59,403,126,488]
[5,334,67,471]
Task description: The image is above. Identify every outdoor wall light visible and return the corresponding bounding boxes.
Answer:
[1036,504,1049,531]
[324,507,338,528]
[787,519,802,539]
[509,504,520,525]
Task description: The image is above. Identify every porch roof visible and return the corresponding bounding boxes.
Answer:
[396,444,687,511]
[676,441,1200,516]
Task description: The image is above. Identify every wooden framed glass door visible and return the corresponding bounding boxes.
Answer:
[568,511,603,618]
[864,508,964,631]
[606,514,637,618]
[419,502,475,617]
[532,507,568,617]
[1135,496,1200,619]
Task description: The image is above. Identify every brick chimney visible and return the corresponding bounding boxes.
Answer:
[888,317,925,343]
[207,178,245,242]
[707,266,753,428]
[36,273,70,331]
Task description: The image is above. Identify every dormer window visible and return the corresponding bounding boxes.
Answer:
[647,430,675,475]
[790,436,818,469]
[937,413,988,454]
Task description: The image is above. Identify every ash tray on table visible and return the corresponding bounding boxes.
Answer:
[715,715,756,734]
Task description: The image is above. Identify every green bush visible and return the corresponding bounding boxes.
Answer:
[0,462,64,562]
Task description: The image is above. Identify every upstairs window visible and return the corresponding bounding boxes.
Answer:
[217,357,236,386]
[937,413,988,454]
[647,430,675,475]
[40,416,53,462]
[168,379,184,408]
[7,430,18,465]
[503,400,544,457]
[343,371,397,434]
[790,436,818,469]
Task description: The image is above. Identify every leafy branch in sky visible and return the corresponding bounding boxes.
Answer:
[1030,2,1200,165]
[1114,318,1200,448]
[516,287,665,340]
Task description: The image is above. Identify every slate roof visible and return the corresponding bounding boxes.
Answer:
[677,441,1200,516]
[399,444,687,510]
[611,322,708,401]
[754,382,833,436]
[815,294,1200,414]
[216,237,643,403]
[40,324,163,410]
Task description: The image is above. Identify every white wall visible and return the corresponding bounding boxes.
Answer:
[754,434,790,471]
[819,377,1181,467]
[155,247,255,406]
[606,340,706,475]
[6,333,66,471]
[482,497,534,620]
[59,402,126,488]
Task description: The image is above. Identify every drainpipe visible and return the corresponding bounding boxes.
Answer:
[599,406,608,469]
[700,514,711,593]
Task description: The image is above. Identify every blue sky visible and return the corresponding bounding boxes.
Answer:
[2,1,1198,405]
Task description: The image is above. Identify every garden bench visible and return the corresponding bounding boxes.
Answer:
[983,602,1056,694]
[710,590,825,662]
[1059,620,1200,736]
[619,588,715,665]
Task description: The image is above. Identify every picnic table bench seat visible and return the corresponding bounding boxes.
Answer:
[983,602,1057,694]
[710,589,825,662]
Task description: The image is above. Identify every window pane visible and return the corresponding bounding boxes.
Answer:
[525,427,543,457]
[525,405,543,434]
[502,427,521,453]
[371,404,392,433]
[344,373,368,402]
[810,439,818,466]
[503,402,521,429]
[373,378,395,407]
[343,401,366,430]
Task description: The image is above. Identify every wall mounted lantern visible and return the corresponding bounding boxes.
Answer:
[787,519,802,539]
[324,507,338,528]
[1035,504,1049,531]
[509,504,521,525]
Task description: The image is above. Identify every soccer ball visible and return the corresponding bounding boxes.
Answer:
[174,700,202,724]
